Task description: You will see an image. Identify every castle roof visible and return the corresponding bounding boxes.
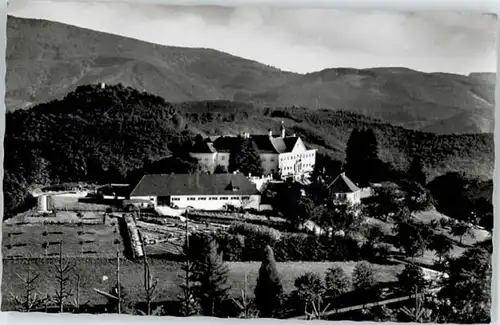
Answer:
[191,134,301,154]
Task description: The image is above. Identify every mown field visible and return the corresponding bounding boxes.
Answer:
[2,223,123,259]
[1,258,404,310]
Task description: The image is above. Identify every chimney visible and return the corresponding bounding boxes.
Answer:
[281,121,285,138]
[268,129,273,137]
[100,82,106,89]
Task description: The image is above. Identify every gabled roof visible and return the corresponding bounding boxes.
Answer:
[190,141,217,153]
[130,173,260,197]
[327,173,360,193]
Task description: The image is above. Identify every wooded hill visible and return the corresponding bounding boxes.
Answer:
[7,16,496,134]
[4,84,494,218]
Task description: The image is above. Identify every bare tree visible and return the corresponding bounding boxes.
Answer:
[399,286,434,323]
[305,296,332,320]
[94,251,123,314]
[138,231,158,315]
[54,240,76,313]
[9,262,45,312]
[232,273,258,318]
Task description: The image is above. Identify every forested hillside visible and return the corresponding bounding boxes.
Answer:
[7,16,496,134]
[4,84,494,219]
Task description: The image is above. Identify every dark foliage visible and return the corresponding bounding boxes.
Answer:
[254,245,283,318]
[393,216,434,257]
[290,272,325,315]
[436,246,492,323]
[228,136,264,176]
[4,84,198,218]
[188,235,231,317]
[428,233,454,264]
[352,261,380,302]
[272,181,314,229]
[324,266,351,302]
[345,127,386,186]
[428,172,493,227]
[396,263,428,294]
[212,229,365,262]
[407,156,427,185]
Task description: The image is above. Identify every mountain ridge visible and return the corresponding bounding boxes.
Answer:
[6,15,496,134]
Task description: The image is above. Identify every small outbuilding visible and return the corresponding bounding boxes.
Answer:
[327,172,361,205]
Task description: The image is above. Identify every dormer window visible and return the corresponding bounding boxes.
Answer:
[225,180,240,192]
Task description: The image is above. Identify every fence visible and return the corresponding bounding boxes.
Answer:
[290,287,442,320]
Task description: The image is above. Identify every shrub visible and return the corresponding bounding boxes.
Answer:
[213,231,244,262]
[228,222,281,241]
[291,272,325,314]
[324,266,351,300]
[209,225,367,262]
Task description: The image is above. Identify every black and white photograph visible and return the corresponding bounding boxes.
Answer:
[2,1,496,323]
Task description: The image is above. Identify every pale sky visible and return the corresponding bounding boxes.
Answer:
[7,0,498,74]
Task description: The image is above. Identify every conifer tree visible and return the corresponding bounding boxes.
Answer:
[229,136,263,176]
[191,237,230,317]
[345,128,383,186]
[408,156,426,185]
[254,245,283,318]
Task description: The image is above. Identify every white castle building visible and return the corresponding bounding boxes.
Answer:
[189,122,317,179]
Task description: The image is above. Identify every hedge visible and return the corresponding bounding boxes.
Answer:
[189,223,370,262]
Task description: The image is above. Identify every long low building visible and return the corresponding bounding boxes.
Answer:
[129,173,262,211]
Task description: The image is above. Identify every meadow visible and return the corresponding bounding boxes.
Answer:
[1,258,404,311]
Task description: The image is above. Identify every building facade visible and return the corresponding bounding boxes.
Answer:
[129,173,261,211]
[189,122,317,178]
[327,172,362,205]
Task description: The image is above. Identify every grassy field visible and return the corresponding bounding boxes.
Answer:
[1,258,404,310]
[2,223,124,259]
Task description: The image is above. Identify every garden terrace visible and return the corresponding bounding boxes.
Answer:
[2,223,125,259]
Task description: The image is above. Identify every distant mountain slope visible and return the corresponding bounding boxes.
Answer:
[243,68,495,133]
[6,16,297,110]
[6,16,496,134]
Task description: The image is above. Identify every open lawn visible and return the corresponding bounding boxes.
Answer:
[2,223,124,259]
[1,258,404,310]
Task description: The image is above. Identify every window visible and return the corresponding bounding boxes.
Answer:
[188,197,196,201]
[242,196,250,200]
[219,197,228,200]
[231,197,238,200]
[198,197,206,200]
[270,157,275,162]
[209,197,218,200]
